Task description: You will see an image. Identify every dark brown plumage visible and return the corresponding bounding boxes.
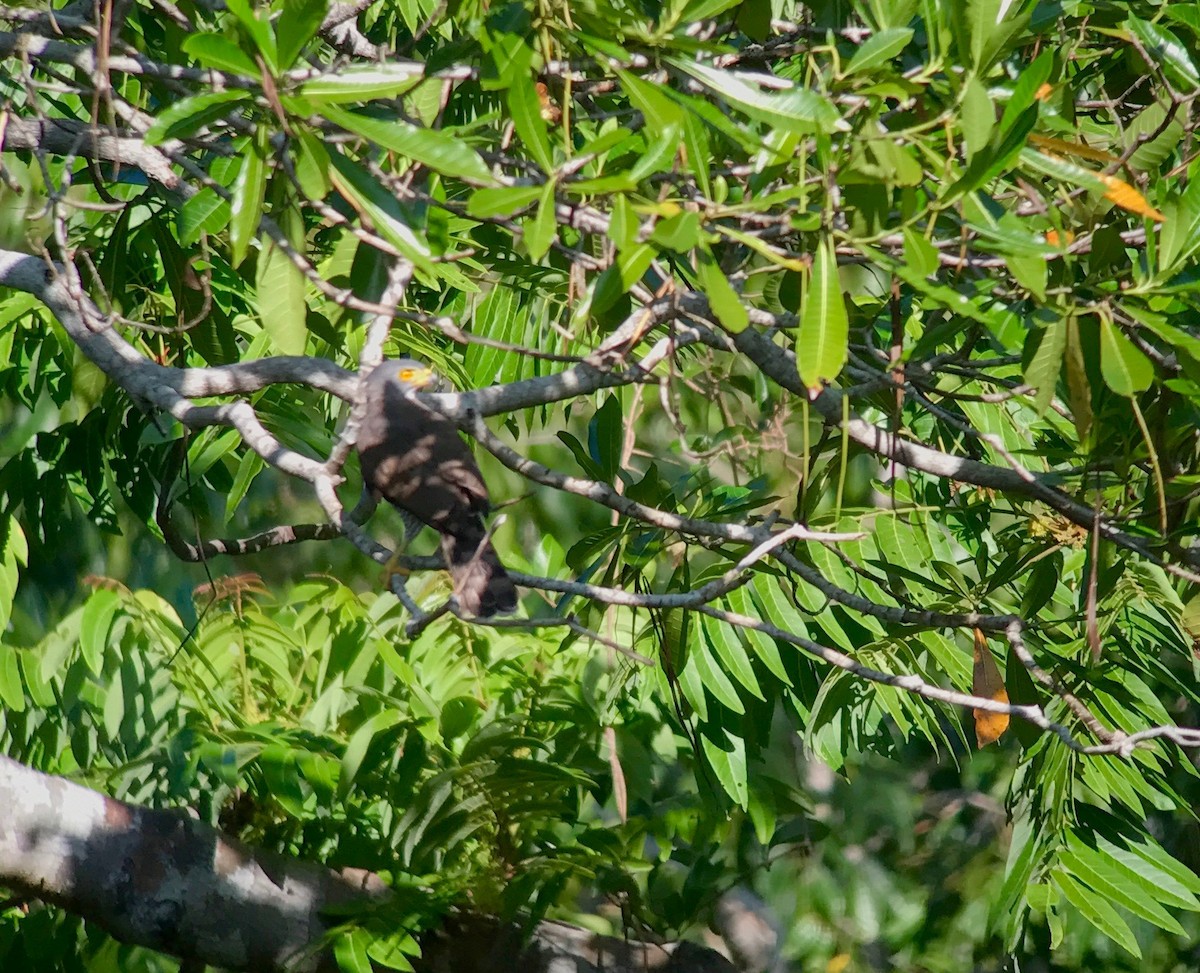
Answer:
[357,359,517,617]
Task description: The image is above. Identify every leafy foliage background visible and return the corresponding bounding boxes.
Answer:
[3,0,1200,969]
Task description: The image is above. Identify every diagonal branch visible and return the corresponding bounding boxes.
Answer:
[0,754,736,973]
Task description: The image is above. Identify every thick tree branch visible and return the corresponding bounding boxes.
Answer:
[0,754,386,972]
[0,115,179,187]
[0,755,737,973]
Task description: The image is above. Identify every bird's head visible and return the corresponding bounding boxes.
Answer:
[369,358,437,394]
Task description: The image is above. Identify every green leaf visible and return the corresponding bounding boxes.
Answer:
[524,180,557,261]
[967,0,1032,70]
[844,28,914,75]
[276,0,327,70]
[1064,313,1093,442]
[650,210,701,252]
[607,193,637,252]
[256,185,308,355]
[144,90,249,145]
[703,613,764,700]
[178,188,230,247]
[0,516,27,636]
[1025,313,1066,416]
[1125,101,1186,172]
[701,729,748,806]
[80,587,121,675]
[1019,148,1108,195]
[297,64,425,102]
[1125,16,1199,90]
[1098,315,1153,397]
[327,153,436,275]
[998,49,1052,136]
[340,710,404,797]
[182,34,262,77]
[467,185,543,218]
[0,646,24,712]
[293,127,332,201]
[798,234,849,389]
[18,648,53,709]
[229,135,267,267]
[617,69,685,131]
[1062,842,1184,933]
[1053,871,1141,958]
[225,0,277,73]
[690,633,745,714]
[322,105,494,184]
[902,227,938,277]
[1096,833,1200,902]
[696,247,749,332]
[671,59,847,134]
[724,587,791,685]
[588,394,623,483]
[677,647,710,722]
[677,0,743,22]
[943,107,1035,201]
[259,746,308,817]
[628,125,683,183]
[681,111,712,198]
[508,72,554,172]
[1007,253,1046,299]
[225,451,265,523]
[960,74,994,158]
[1159,179,1200,273]
[334,929,374,973]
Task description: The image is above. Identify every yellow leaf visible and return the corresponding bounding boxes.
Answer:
[1097,173,1166,222]
[1044,228,1075,247]
[1028,133,1119,165]
[972,628,1010,747]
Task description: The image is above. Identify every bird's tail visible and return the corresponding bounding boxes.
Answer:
[443,529,518,617]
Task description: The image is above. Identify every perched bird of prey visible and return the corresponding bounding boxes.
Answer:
[356,359,517,617]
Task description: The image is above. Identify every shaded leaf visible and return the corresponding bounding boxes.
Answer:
[972,628,1009,746]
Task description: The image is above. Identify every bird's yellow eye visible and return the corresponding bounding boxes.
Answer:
[398,368,414,381]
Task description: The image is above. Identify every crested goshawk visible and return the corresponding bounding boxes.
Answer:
[356,359,517,617]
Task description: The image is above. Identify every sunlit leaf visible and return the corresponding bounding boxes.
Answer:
[182,34,261,77]
[297,64,426,102]
[1098,313,1153,397]
[524,180,557,261]
[323,105,494,184]
[1096,173,1166,222]
[508,71,554,172]
[229,133,267,266]
[844,28,914,76]
[672,59,848,134]
[798,234,849,389]
[696,246,749,332]
[276,0,327,70]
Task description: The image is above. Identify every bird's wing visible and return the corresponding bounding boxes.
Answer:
[359,384,491,530]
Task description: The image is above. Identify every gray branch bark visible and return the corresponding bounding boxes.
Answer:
[0,754,386,971]
[0,116,179,189]
[0,754,736,973]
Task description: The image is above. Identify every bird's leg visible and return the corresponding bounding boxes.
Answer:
[379,509,426,587]
[347,486,379,525]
